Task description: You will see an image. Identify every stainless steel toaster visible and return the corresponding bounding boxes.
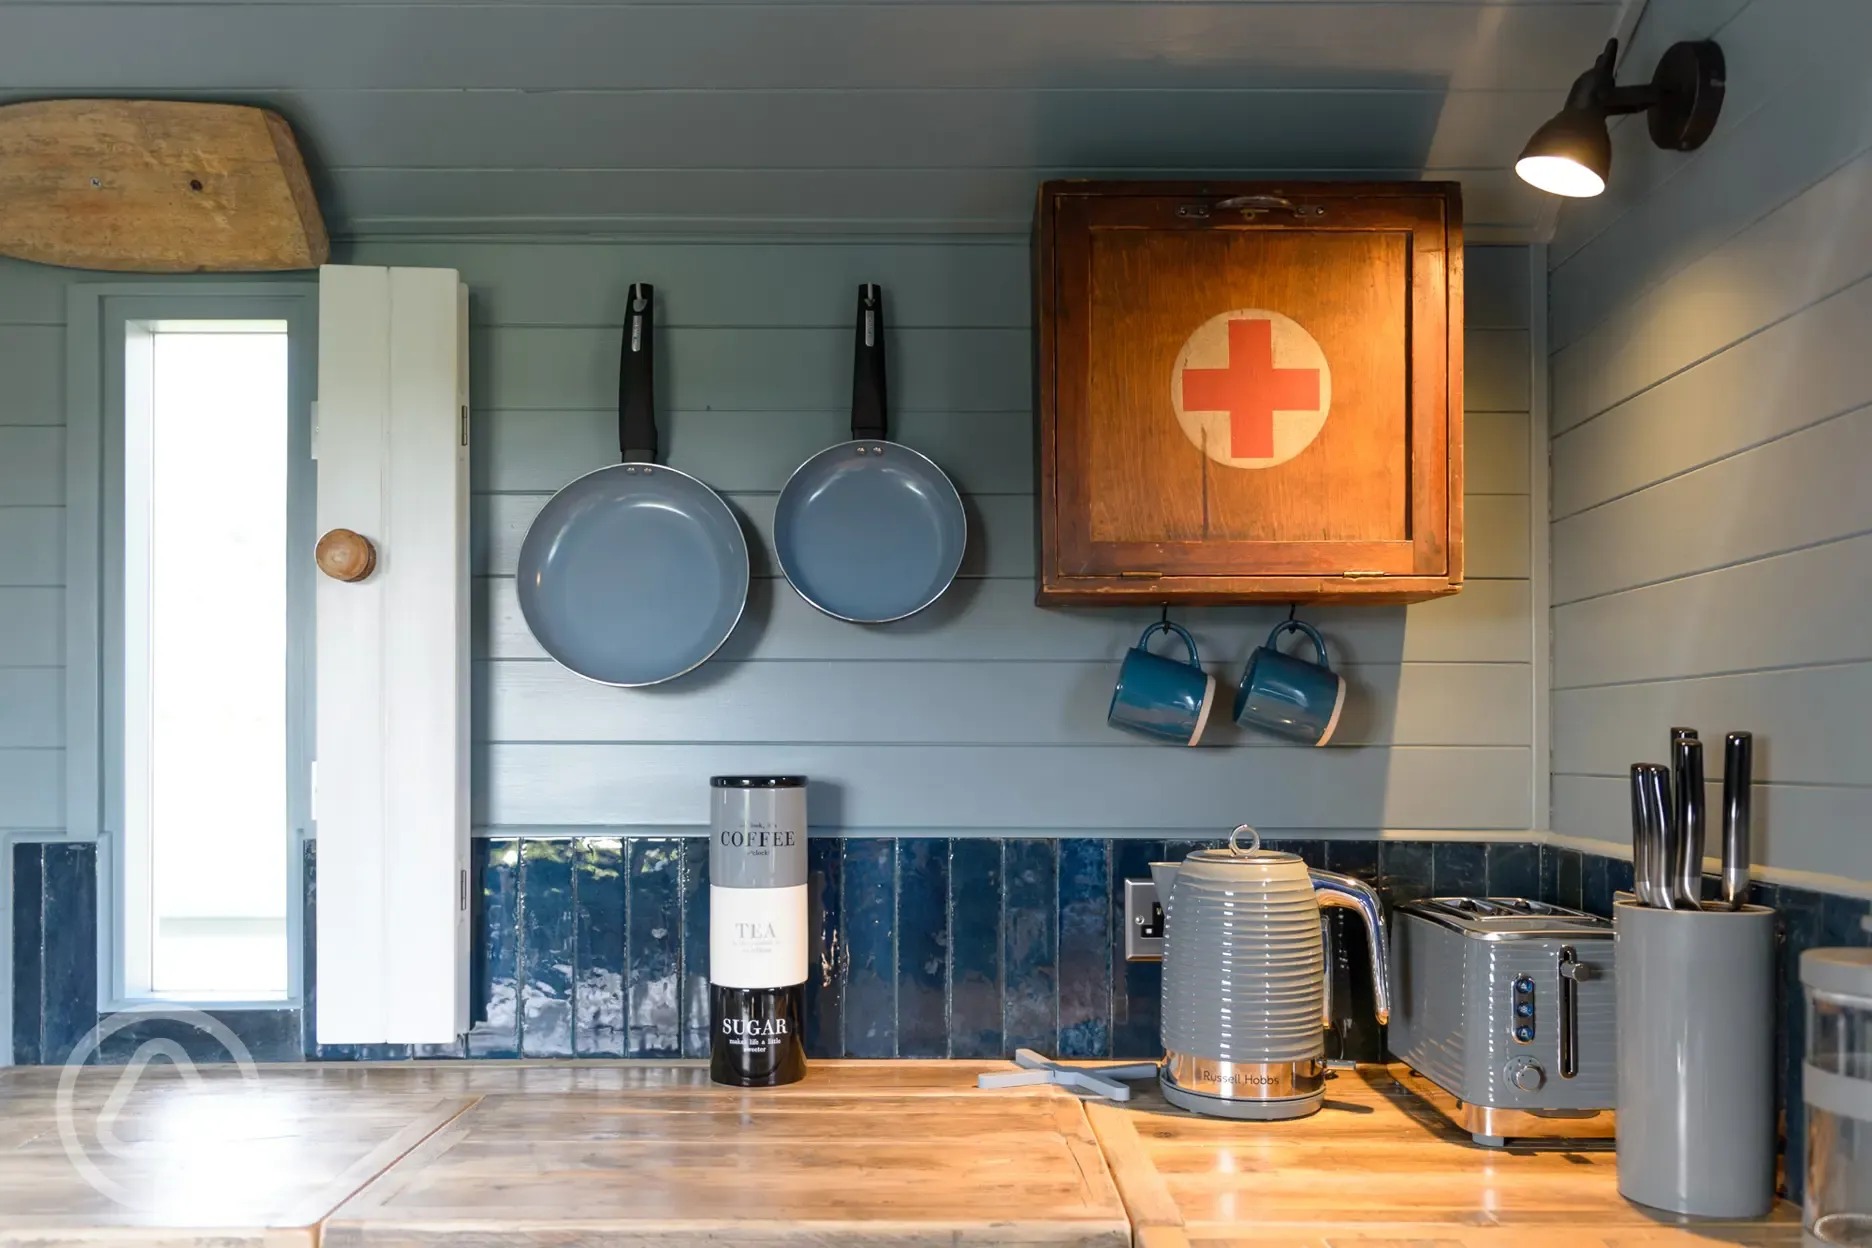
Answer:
[1386,897,1616,1146]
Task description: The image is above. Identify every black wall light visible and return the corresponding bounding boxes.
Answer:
[1516,38,1726,197]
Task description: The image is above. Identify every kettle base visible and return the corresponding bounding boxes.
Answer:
[1159,1069,1325,1121]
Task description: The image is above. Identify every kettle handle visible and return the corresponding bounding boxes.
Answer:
[1310,868,1392,1027]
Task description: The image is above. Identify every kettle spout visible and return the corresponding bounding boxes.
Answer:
[1148,862,1181,917]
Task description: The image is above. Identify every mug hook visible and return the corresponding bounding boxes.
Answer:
[1286,602,1298,623]
[1226,824,1262,856]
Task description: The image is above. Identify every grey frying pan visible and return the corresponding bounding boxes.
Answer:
[516,283,749,686]
[774,284,967,623]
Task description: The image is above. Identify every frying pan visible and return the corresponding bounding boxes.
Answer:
[516,283,749,686]
[774,285,967,623]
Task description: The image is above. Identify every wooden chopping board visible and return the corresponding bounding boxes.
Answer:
[320,1062,1131,1247]
[0,98,329,272]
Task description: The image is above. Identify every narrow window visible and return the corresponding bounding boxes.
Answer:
[120,319,292,1000]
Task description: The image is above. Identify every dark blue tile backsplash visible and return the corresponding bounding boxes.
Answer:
[13,835,1871,1202]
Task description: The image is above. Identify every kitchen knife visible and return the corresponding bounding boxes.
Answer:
[1629,764,1656,906]
[1722,731,1753,909]
[1637,764,1685,909]
[1673,735,1707,908]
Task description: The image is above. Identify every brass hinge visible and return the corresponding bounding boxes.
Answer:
[1341,570,1387,579]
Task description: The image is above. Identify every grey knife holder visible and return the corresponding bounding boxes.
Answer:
[1614,898,1776,1218]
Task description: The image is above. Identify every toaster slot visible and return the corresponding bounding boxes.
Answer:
[1558,944,1594,1079]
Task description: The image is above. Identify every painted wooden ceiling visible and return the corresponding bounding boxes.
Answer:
[0,1,1625,239]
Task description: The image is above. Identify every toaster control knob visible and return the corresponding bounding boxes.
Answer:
[1509,1060,1546,1092]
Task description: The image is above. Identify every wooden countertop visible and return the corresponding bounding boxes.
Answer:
[0,1060,1800,1247]
[0,1060,1128,1248]
[1086,1064,1803,1247]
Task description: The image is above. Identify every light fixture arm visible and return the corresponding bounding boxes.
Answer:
[1564,39,1663,117]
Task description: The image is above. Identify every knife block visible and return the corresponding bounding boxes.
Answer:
[1613,899,1776,1217]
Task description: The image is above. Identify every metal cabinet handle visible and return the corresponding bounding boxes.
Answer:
[1558,945,1585,1079]
[1214,194,1327,218]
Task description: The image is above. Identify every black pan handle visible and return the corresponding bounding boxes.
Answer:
[620,282,656,464]
[851,283,887,442]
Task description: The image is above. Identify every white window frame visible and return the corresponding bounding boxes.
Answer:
[66,283,317,1012]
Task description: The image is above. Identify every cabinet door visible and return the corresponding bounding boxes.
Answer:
[1038,183,1461,603]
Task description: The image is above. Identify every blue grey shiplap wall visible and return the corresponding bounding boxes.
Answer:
[373,237,1538,837]
[1546,0,1872,882]
[1547,0,1872,1201]
[0,240,1534,841]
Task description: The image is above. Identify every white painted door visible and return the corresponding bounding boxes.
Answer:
[313,266,470,1044]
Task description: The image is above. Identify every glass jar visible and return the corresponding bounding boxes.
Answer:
[1803,949,1872,1245]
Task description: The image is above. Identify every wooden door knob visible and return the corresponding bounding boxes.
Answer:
[316,528,376,582]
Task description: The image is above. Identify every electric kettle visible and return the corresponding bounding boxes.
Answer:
[1150,825,1391,1120]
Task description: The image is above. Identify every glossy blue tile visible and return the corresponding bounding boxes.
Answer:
[300,839,317,1058]
[1381,840,1433,904]
[1780,886,1825,1201]
[948,838,1003,1060]
[895,838,948,1059]
[1282,839,1328,868]
[1538,845,1560,905]
[1582,854,1612,917]
[100,1009,305,1065]
[1163,838,1221,863]
[1057,838,1111,1059]
[520,840,575,1057]
[1486,843,1540,900]
[300,839,340,1058]
[627,839,682,1058]
[804,835,844,1059]
[1431,841,1487,896]
[12,843,42,1066]
[679,836,711,1060]
[1324,907,1384,1063]
[40,842,97,1065]
[1754,883,1789,1182]
[1556,848,1583,910]
[573,838,625,1058]
[1326,839,1380,882]
[1110,839,1164,1060]
[467,838,521,1058]
[1003,839,1057,1054]
[1822,893,1872,948]
[843,838,896,1058]
[1607,856,1635,901]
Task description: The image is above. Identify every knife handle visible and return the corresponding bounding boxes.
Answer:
[1722,732,1753,909]
[1674,736,1706,906]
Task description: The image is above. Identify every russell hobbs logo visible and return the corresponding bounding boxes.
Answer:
[722,1016,791,1037]
[1199,1066,1278,1086]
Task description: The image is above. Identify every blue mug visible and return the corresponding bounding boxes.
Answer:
[1108,622,1217,747]
[1233,620,1346,747]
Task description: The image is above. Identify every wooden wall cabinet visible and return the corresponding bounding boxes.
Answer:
[1034,181,1464,605]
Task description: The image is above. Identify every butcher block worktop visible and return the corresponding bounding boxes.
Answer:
[0,1060,1798,1247]
[1086,1064,1802,1247]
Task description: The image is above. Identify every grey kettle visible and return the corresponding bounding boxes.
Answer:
[1150,824,1390,1119]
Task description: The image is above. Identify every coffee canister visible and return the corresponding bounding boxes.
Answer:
[709,776,808,1087]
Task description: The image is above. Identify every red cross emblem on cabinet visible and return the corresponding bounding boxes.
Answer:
[1170,309,1333,469]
